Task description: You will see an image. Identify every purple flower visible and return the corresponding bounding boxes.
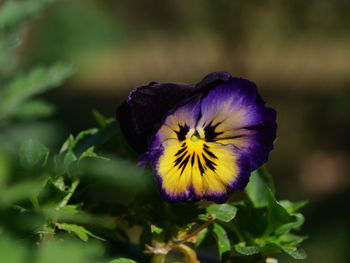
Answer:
[116,72,277,203]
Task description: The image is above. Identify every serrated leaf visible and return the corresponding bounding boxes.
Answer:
[110,258,137,263]
[207,203,237,222]
[234,242,260,256]
[245,166,274,208]
[56,223,104,242]
[19,139,49,168]
[212,223,231,259]
[0,63,75,120]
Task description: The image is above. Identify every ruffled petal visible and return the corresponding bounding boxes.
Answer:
[116,82,194,153]
[197,77,276,170]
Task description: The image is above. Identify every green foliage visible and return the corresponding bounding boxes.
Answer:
[0,1,308,263]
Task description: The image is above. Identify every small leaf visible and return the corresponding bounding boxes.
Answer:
[110,258,137,263]
[279,200,308,214]
[276,213,305,235]
[51,176,66,192]
[264,189,294,236]
[78,146,109,162]
[207,203,237,222]
[281,246,307,259]
[151,225,163,234]
[19,139,49,168]
[245,166,274,208]
[234,242,260,256]
[92,109,113,127]
[212,223,231,259]
[195,228,208,248]
[56,223,104,242]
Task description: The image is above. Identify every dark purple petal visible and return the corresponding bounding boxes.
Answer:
[195,72,233,92]
[116,82,194,153]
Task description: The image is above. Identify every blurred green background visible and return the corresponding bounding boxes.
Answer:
[2,0,350,262]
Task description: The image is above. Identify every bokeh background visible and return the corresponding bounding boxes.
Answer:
[7,0,350,262]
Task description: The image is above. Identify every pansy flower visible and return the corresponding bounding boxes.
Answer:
[116,72,277,203]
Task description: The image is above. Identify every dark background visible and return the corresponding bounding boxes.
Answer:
[16,1,350,262]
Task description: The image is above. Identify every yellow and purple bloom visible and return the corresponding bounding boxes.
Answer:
[116,72,277,203]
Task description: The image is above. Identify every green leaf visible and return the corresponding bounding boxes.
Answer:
[280,246,307,259]
[110,258,137,263]
[19,139,49,168]
[245,166,275,208]
[56,223,104,242]
[195,228,208,248]
[275,213,305,235]
[78,146,109,162]
[279,200,308,214]
[206,203,237,222]
[212,223,231,259]
[0,63,75,120]
[92,109,113,127]
[151,224,163,234]
[234,242,260,256]
[264,190,294,236]
[1,180,42,205]
[13,99,55,120]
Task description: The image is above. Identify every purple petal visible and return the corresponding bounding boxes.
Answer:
[116,82,194,153]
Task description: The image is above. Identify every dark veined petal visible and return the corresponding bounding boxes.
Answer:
[148,74,276,203]
[116,82,194,153]
[197,77,277,170]
[149,96,252,203]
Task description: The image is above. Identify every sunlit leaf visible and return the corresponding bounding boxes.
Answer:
[206,203,237,222]
[56,223,104,242]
